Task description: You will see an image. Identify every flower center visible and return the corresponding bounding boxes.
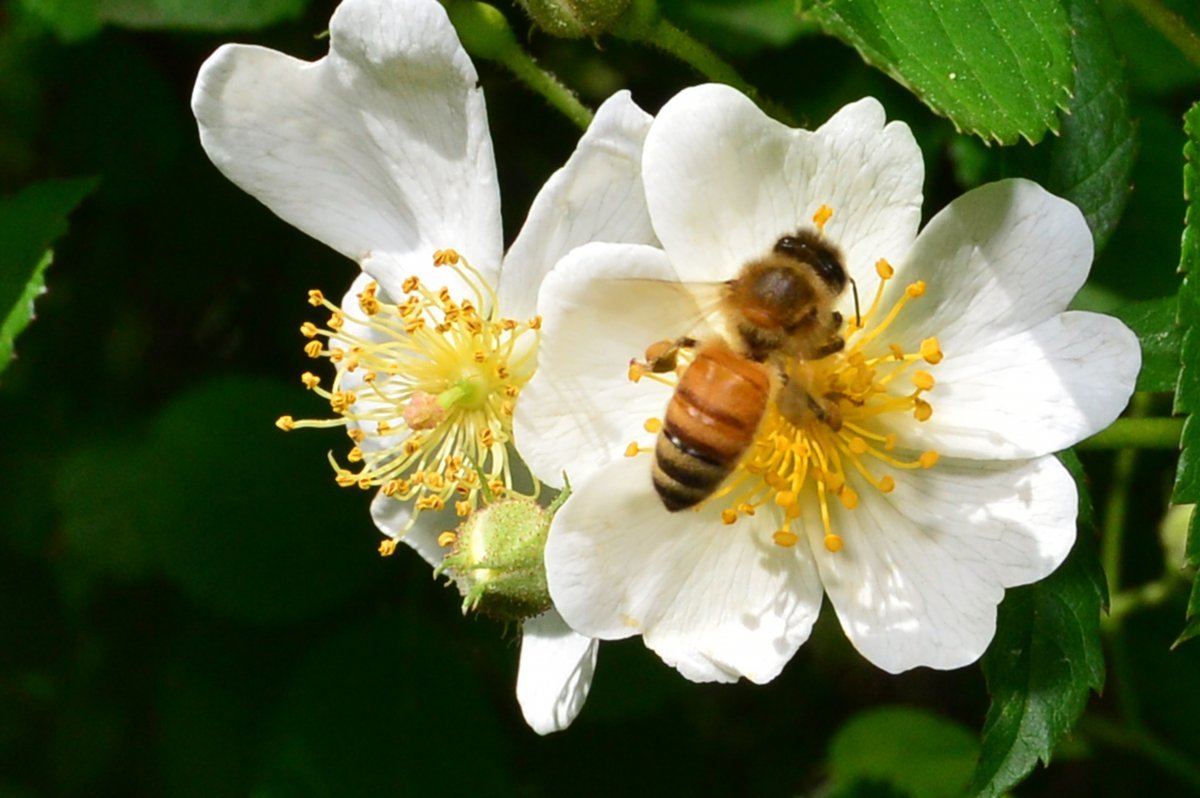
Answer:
[630,254,943,554]
[276,249,542,552]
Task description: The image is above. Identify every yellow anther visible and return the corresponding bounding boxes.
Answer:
[402,275,420,293]
[920,336,944,365]
[473,351,486,364]
[773,530,799,547]
[377,421,392,435]
[495,365,509,380]
[905,281,927,298]
[839,487,859,510]
[357,477,372,490]
[500,401,515,416]
[455,501,471,517]
[848,437,868,454]
[334,470,357,487]
[643,418,662,433]
[347,446,363,463]
[721,508,738,525]
[889,343,905,361]
[624,442,640,458]
[875,258,894,280]
[304,340,323,358]
[329,348,344,362]
[328,311,345,330]
[416,495,445,511]
[488,480,506,498]
[736,502,756,516]
[359,296,381,316]
[774,490,797,508]
[382,480,401,497]
[403,439,422,456]
[433,248,460,265]
[919,450,940,469]
[528,315,543,330]
[379,538,399,557]
[479,428,496,449]
[628,361,646,383]
[884,433,898,451]
[301,372,320,389]
[300,322,319,338]
[348,428,365,443]
[812,204,834,232]
[824,533,844,553]
[404,317,426,334]
[275,415,295,431]
[307,289,325,306]
[438,531,458,548]
[912,371,935,391]
[363,370,377,384]
[913,398,933,422]
[878,475,896,493]
[824,471,845,494]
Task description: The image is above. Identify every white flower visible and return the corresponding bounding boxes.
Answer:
[191,0,657,732]
[515,84,1141,683]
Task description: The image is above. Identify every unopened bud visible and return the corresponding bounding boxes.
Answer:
[437,487,569,622]
[514,0,634,38]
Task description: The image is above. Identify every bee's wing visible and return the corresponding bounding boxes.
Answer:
[611,277,730,344]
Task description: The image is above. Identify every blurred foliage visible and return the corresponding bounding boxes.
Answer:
[0,0,1198,796]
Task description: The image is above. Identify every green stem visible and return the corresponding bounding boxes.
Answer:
[616,17,794,124]
[1076,416,1183,450]
[1081,715,1200,792]
[1104,577,1180,629]
[502,48,594,130]
[1123,0,1200,68]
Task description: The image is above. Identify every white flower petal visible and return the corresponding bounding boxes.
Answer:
[642,85,923,302]
[879,311,1141,459]
[883,179,1093,353]
[500,91,657,320]
[514,242,714,488]
[546,456,825,684]
[516,610,599,735]
[808,455,1077,673]
[192,0,503,285]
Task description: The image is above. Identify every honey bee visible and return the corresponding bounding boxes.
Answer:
[645,230,851,512]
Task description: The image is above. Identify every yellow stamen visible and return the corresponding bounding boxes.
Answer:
[812,204,834,232]
[437,531,458,547]
[379,539,398,557]
[773,530,799,547]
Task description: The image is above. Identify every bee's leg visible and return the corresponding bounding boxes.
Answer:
[642,336,697,373]
[809,335,845,360]
[806,392,843,432]
[630,337,697,381]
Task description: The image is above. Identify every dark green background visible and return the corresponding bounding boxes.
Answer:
[2,0,1198,794]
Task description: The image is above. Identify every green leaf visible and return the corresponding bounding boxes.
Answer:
[827,707,978,798]
[0,178,98,376]
[1176,104,1200,509]
[1109,296,1182,394]
[1047,0,1137,253]
[799,0,1072,145]
[968,451,1105,797]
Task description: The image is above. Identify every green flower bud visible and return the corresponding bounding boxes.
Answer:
[438,488,568,623]
[514,0,635,38]
[443,1,518,61]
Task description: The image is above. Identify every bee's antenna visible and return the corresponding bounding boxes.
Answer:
[850,278,861,328]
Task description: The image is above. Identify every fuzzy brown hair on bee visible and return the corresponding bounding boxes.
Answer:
[645,230,850,512]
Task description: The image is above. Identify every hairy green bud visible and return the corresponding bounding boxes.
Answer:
[514,0,634,38]
[438,488,568,622]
